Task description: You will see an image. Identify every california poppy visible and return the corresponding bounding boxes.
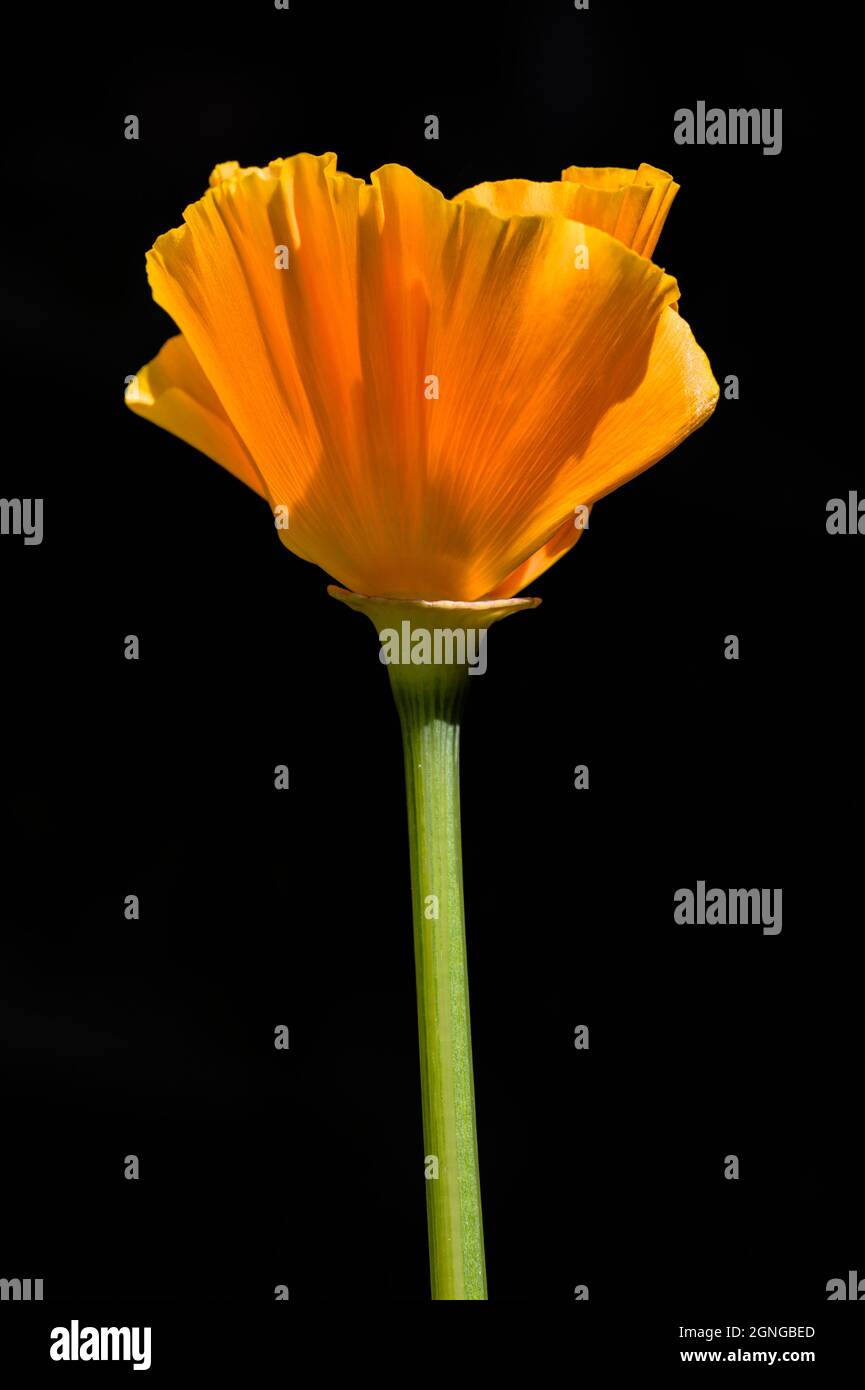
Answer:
[127,154,717,601]
[127,154,718,1300]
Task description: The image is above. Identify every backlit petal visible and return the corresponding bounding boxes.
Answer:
[561,164,679,257]
[125,333,265,496]
[346,165,682,597]
[457,164,677,258]
[486,305,718,597]
[482,512,589,600]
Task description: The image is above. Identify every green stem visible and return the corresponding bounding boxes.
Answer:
[326,585,540,1301]
[389,660,486,1300]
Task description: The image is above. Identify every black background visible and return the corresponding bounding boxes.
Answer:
[1,0,860,1371]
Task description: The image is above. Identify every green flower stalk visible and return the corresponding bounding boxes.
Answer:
[329,587,539,1300]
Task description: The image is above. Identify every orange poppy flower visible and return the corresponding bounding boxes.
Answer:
[126,154,718,600]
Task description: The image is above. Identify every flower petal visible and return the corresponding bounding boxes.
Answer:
[125,333,265,496]
[144,153,372,569]
[481,511,589,599]
[561,164,679,258]
[341,163,683,598]
[456,164,678,257]
[485,304,719,598]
